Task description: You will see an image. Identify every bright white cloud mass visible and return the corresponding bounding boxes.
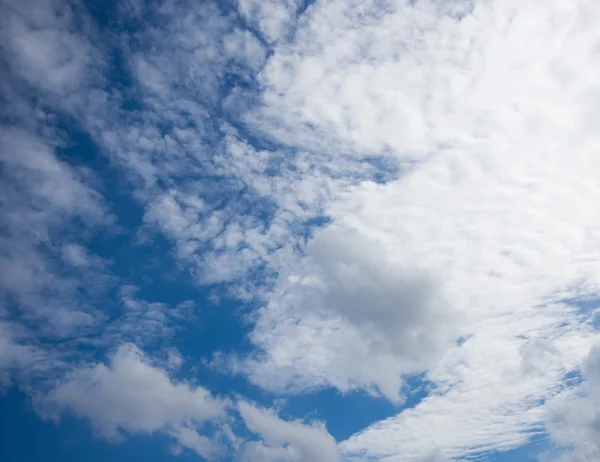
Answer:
[47,344,228,459]
[1,0,600,461]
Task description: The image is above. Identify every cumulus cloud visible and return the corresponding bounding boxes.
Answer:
[544,344,600,461]
[244,224,460,401]
[238,401,340,462]
[243,0,600,458]
[79,0,600,457]
[84,0,310,285]
[48,344,228,459]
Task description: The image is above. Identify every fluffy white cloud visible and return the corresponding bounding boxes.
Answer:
[238,401,339,462]
[49,344,228,459]
[0,0,116,372]
[61,243,107,269]
[0,127,112,339]
[253,0,578,158]
[242,0,600,458]
[0,0,104,112]
[92,286,195,350]
[544,344,600,461]
[341,308,594,460]
[244,224,461,401]
[4,0,600,461]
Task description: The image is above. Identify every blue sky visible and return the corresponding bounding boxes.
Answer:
[2,0,600,461]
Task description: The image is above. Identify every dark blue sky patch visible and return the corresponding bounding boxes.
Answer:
[278,387,399,442]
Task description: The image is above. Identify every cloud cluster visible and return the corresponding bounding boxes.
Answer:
[1,0,338,457]
[0,125,111,331]
[544,344,600,461]
[0,0,116,392]
[244,224,460,401]
[3,0,600,461]
[0,125,113,386]
[101,286,195,348]
[238,401,340,462]
[0,322,45,388]
[45,345,340,461]
[47,344,228,459]
[243,0,600,457]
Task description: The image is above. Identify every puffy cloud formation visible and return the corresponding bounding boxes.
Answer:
[48,344,228,458]
[238,401,340,462]
[245,224,460,401]
[544,344,600,461]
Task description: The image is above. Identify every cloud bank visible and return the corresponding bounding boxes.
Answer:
[2,0,600,461]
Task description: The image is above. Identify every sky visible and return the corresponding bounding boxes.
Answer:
[1,0,600,461]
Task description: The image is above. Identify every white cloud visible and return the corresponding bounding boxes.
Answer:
[544,344,600,461]
[244,224,461,401]
[237,0,302,43]
[0,0,124,397]
[167,424,221,460]
[83,1,301,286]
[49,344,228,459]
[238,401,340,462]
[61,243,107,269]
[0,0,116,346]
[249,0,595,160]
[241,0,600,459]
[341,308,595,460]
[0,126,112,338]
[100,286,195,348]
[0,0,104,109]
[4,0,600,461]
[0,127,108,226]
[167,348,184,370]
[87,0,600,457]
[412,450,451,462]
[125,1,264,106]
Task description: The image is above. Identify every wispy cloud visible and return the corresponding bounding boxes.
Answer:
[101,285,195,348]
[0,126,112,339]
[0,0,118,384]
